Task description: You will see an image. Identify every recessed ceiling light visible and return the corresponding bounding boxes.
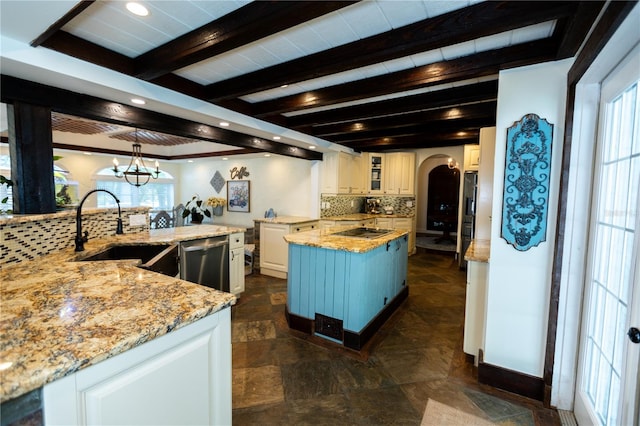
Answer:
[272,136,281,140]
[83,152,92,156]
[187,160,194,163]
[281,84,289,88]
[308,145,316,150]
[220,122,229,127]
[264,154,271,157]
[131,98,146,105]
[126,2,149,16]
[222,157,228,160]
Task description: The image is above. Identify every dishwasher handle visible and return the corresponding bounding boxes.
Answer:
[182,240,228,252]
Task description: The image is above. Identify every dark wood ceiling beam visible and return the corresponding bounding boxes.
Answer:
[1,75,321,161]
[205,1,577,101]
[343,131,479,152]
[286,80,498,128]
[329,119,489,144]
[40,31,134,75]
[555,2,606,58]
[30,0,95,47]
[311,102,496,138]
[134,1,359,80]
[254,39,555,117]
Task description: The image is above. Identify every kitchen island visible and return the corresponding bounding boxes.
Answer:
[0,224,243,425]
[284,227,408,350]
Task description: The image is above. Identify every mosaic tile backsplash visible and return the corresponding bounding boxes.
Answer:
[0,208,150,267]
[320,195,416,217]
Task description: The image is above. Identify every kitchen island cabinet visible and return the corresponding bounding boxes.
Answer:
[284,228,408,350]
[257,217,318,279]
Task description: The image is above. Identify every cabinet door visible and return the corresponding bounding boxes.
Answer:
[393,217,415,254]
[320,152,339,193]
[337,152,352,193]
[230,247,245,295]
[260,223,290,273]
[375,217,393,229]
[367,153,385,194]
[385,153,415,194]
[351,155,366,194]
[44,310,232,426]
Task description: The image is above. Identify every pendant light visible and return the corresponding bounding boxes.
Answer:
[112,129,159,187]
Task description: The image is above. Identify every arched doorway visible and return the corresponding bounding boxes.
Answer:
[426,164,460,244]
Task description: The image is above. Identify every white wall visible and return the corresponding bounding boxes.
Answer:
[177,155,318,228]
[484,59,572,376]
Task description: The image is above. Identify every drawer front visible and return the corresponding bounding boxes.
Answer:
[229,232,244,249]
[292,222,319,233]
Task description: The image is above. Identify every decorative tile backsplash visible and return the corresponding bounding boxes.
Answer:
[320,195,416,217]
[0,208,149,267]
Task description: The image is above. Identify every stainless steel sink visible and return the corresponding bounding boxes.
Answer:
[76,244,179,277]
[331,227,394,239]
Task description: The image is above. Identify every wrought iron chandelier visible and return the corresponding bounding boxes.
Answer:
[112,129,159,187]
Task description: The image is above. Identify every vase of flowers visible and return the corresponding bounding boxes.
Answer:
[182,194,211,224]
[206,197,226,216]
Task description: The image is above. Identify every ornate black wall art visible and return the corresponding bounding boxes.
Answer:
[501,114,553,251]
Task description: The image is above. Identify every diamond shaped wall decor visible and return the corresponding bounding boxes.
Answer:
[210,171,225,194]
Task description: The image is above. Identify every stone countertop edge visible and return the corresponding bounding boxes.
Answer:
[464,239,490,263]
[284,228,408,254]
[254,216,318,225]
[0,224,244,403]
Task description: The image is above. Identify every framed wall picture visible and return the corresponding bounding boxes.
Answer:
[227,180,250,212]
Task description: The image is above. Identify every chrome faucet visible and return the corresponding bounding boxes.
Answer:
[75,189,124,252]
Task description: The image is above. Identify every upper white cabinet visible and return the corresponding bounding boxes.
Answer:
[464,144,481,171]
[384,152,415,195]
[321,152,362,194]
[367,153,385,194]
[322,151,415,195]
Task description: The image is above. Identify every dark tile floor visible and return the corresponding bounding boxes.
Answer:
[231,250,561,425]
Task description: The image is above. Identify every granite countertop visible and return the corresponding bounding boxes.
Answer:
[322,213,413,220]
[464,239,490,263]
[0,225,244,403]
[284,228,407,253]
[254,216,318,225]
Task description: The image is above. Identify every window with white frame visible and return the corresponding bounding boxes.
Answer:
[95,168,175,210]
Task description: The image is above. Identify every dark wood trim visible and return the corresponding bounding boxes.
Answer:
[545,1,635,408]
[133,1,359,80]
[7,103,56,214]
[343,286,409,350]
[568,1,637,85]
[50,143,260,160]
[30,0,95,47]
[205,1,578,101]
[251,40,556,116]
[285,286,409,351]
[284,307,313,335]
[478,351,545,402]
[286,81,499,128]
[0,75,322,161]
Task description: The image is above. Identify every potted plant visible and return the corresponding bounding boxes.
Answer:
[182,194,211,224]
[206,197,226,216]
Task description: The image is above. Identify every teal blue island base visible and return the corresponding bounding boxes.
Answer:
[285,234,408,351]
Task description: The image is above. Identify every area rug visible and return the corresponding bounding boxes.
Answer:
[421,399,494,425]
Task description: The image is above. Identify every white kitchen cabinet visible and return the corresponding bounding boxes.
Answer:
[463,260,488,364]
[367,153,385,194]
[321,152,353,194]
[44,308,232,426]
[260,221,318,278]
[384,152,415,195]
[375,217,415,254]
[229,232,245,295]
[350,154,366,194]
[464,144,481,171]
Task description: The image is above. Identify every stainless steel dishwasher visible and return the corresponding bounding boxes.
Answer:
[179,236,229,291]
